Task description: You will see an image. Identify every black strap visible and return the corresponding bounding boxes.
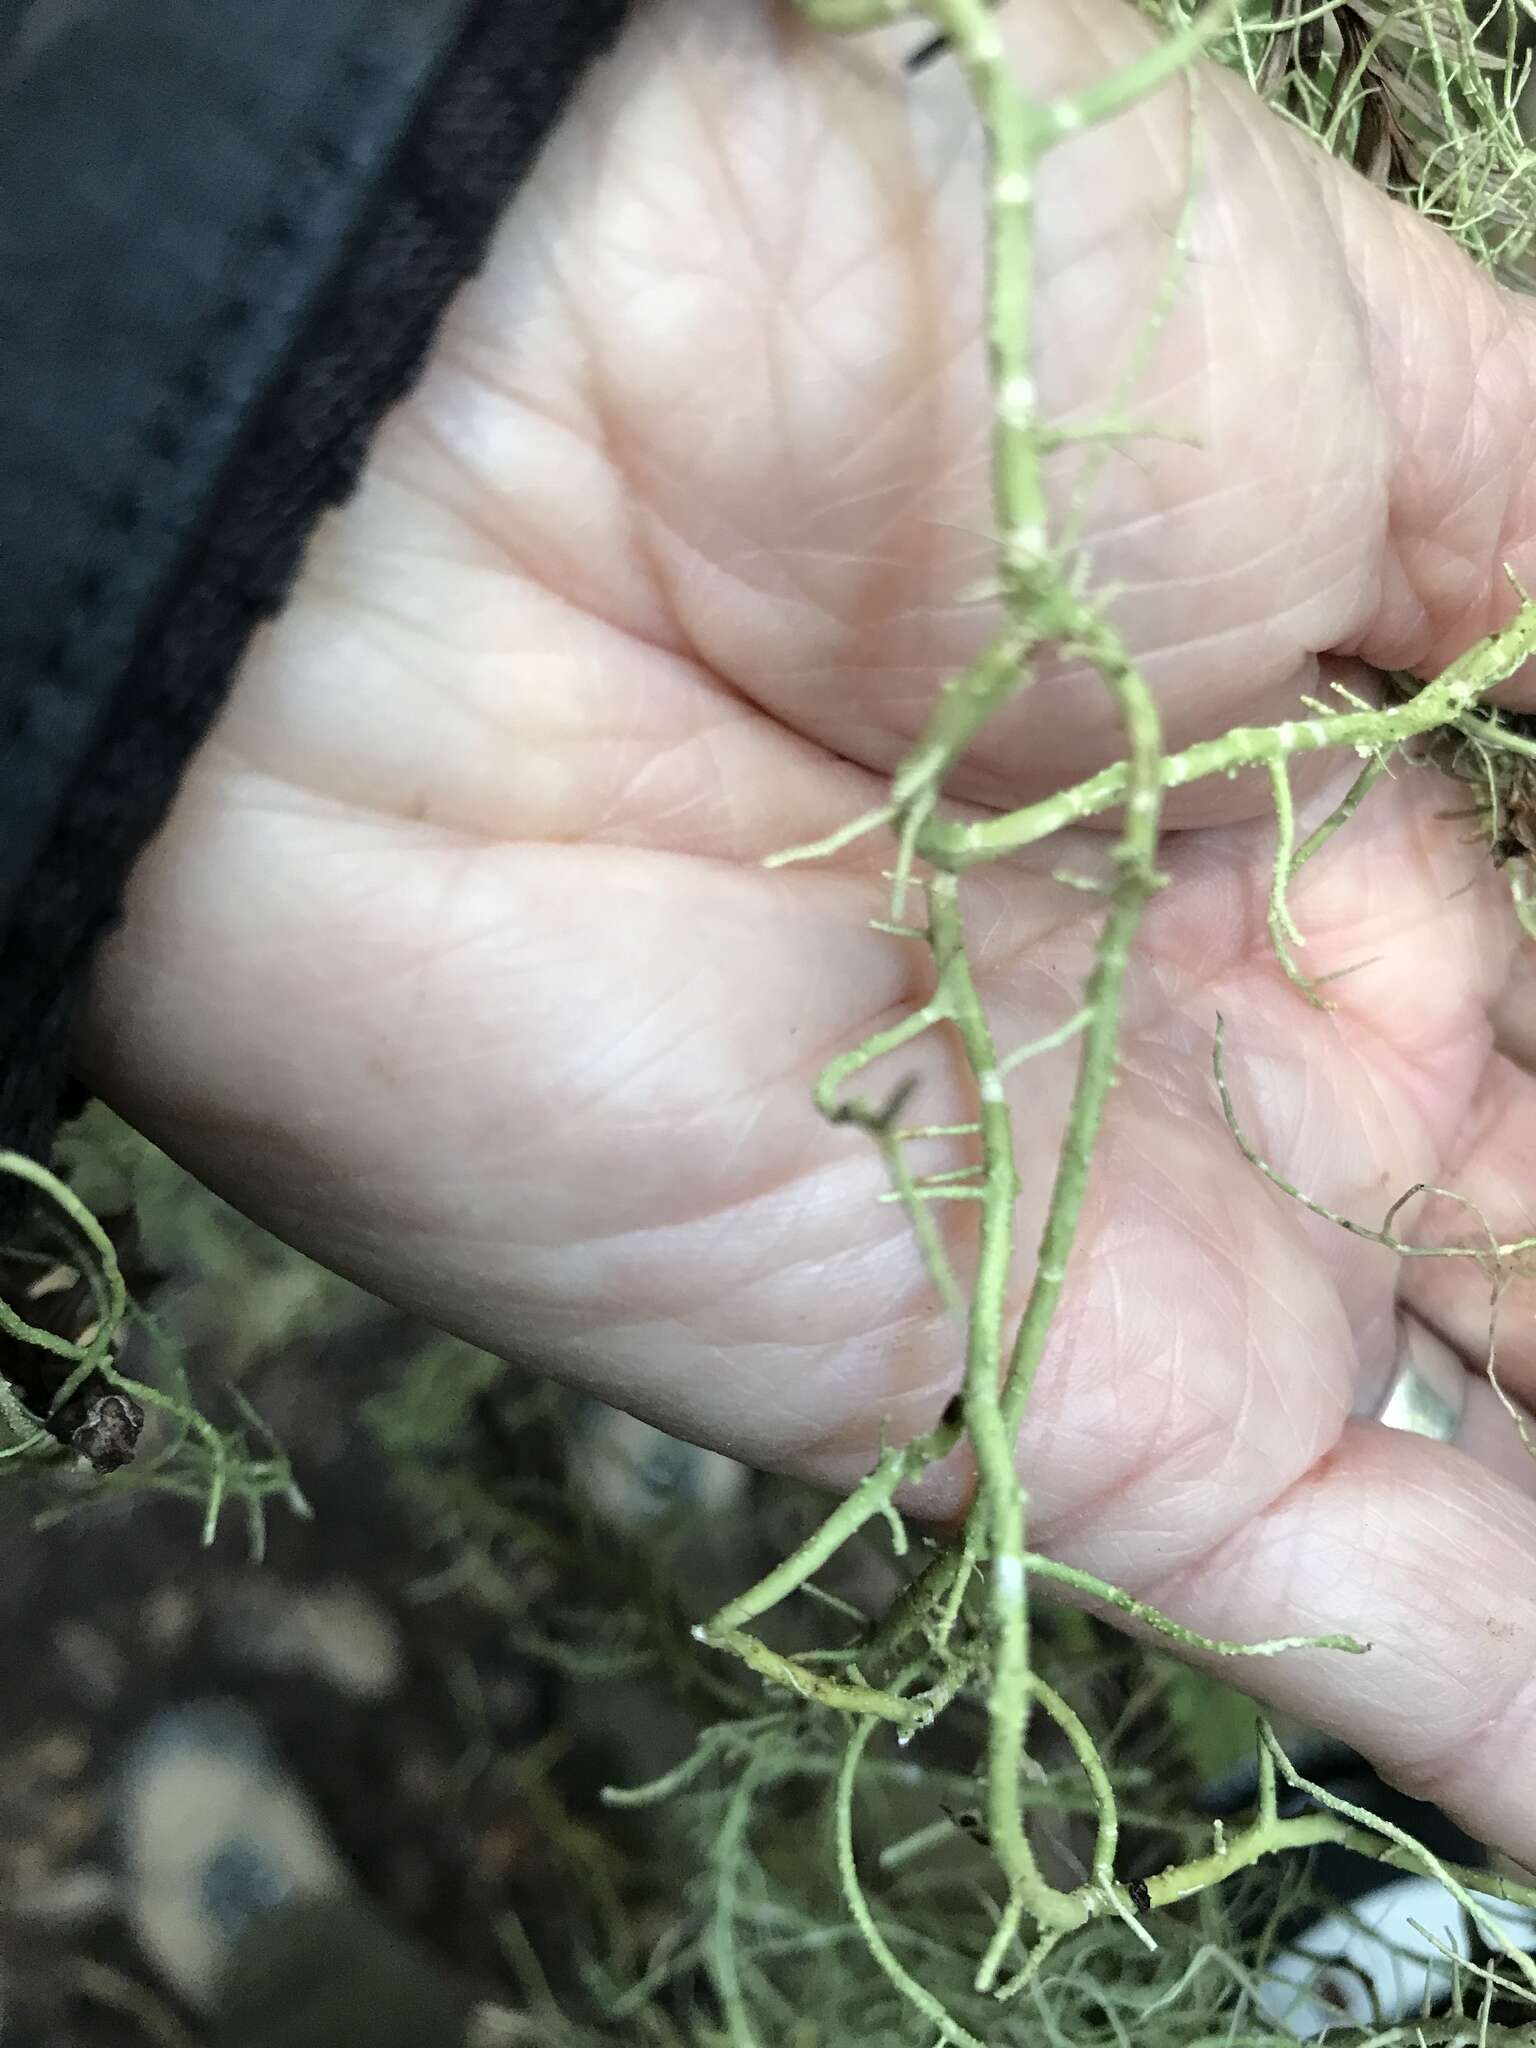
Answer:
[0,0,629,1178]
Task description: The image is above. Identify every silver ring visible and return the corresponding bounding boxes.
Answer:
[1373,1317,1467,1443]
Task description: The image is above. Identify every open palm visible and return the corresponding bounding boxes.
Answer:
[83,0,1536,1858]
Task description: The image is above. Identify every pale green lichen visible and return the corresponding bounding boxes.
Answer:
[677,0,1536,2035]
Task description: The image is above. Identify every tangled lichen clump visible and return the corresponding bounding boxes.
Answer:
[1201,0,1536,284]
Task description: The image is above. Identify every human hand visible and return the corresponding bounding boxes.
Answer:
[81,0,1536,1858]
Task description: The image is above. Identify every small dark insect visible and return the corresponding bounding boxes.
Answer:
[1127,1877,1152,1916]
[943,1803,992,1847]
[67,1391,144,1475]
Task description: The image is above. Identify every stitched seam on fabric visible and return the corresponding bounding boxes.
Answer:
[34,40,397,724]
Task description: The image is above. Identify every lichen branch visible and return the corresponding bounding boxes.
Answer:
[693,0,1536,2022]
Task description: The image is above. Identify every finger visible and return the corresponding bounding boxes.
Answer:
[1061,1400,1536,1863]
[1395,1053,1536,1406]
[1372,1311,1536,1503]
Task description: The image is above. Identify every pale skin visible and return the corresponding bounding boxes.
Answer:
[78,0,1536,1859]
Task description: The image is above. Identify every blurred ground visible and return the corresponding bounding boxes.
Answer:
[0,1309,571,2047]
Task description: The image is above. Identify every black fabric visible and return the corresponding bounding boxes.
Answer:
[0,0,629,1193]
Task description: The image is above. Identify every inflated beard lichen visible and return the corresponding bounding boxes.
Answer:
[639,0,1536,2036]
